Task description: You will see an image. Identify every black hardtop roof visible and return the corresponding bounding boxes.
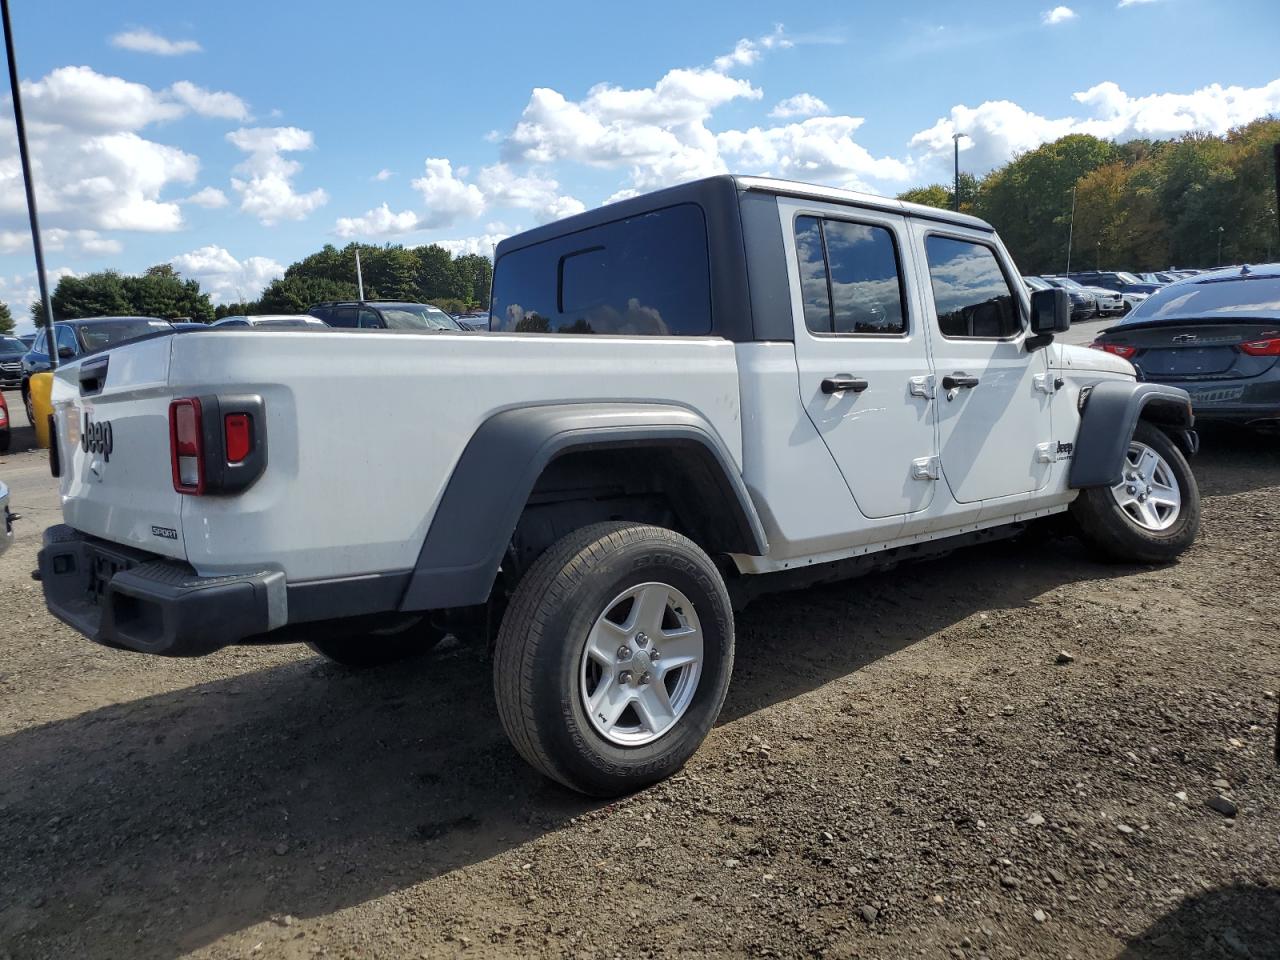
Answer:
[495,174,994,258]
[52,315,169,326]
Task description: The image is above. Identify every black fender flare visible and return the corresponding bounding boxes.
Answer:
[399,402,768,611]
[1068,381,1195,488]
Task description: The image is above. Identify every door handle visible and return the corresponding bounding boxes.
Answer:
[941,373,980,390]
[821,375,869,395]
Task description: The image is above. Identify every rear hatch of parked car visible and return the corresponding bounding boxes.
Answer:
[52,334,189,560]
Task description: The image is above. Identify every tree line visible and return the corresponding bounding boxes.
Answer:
[216,243,492,319]
[898,118,1280,275]
[9,243,493,328]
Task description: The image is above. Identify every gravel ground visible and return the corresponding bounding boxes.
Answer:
[1,420,1277,960]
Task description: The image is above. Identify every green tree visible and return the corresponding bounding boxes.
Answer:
[258,276,359,313]
[36,272,131,325]
[362,244,420,300]
[897,184,952,209]
[412,244,469,301]
[453,253,493,305]
[0,300,13,335]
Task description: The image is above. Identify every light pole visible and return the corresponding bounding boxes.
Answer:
[1096,240,1101,270]
[1,0,57,365]
[1065,183,1077,274]
[1217,225,1224,266]
[952,132,967,212]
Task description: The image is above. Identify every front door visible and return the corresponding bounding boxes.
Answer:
[780,198,938,520]
[910,225,1054,504]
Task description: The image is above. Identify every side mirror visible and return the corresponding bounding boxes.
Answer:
[57,346,75,359]
[1030,288,1071,335]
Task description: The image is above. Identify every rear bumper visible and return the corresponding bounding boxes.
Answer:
[38,525,286,656]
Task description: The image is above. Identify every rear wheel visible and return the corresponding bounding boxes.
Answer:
[23,385,34,426]
[306,618,445,668]
[1070,420,1200,563]
[494,521,733,796]
[0,428,9,454]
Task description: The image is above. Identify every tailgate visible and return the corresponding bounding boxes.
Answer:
[54,336,186,559]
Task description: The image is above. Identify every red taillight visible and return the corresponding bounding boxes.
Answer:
[1239,337,1280,357]
[169,398,204,494]
[1089,341,1137,359]
[224,413,251,464]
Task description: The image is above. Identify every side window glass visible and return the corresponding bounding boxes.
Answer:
[793,216,907,335]
[794,216,831,333]
[923,236,1022,339]
[329,308,358,329]
[357,309,382,329]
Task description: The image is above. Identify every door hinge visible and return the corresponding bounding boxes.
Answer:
[912,456,940,481]
[909,375,936,400]
[1034,442,1055,463]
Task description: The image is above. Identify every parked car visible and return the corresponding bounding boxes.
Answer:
[1043,276,1125,317]
[1068,271,1163,297]
[307,300,463,331]
[1,335,28,389]
[20,317,172,423]
[212,314,330,329]
[1138,272,1180,285]
[18,333,37,349]
[0,388,9,453]
[0,477,12,554]
[1088,263,1280,427]
[36,174,1200,797]
[1025,275,1093,321]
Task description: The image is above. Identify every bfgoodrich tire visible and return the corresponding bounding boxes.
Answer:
[307,618,445,668]
[1070,420,1200,563]
[494,521,734,797]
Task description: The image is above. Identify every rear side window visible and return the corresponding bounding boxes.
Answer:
[490,204,712,336]
[924,236,1022,339]
[793,216,907,335]
[328,307,358,329]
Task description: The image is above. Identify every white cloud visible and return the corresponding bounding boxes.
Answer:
[110,28,201,56]
[227,126,328,225]
[1042,6,1077,24]
[910,78,1280,177]
[372,168,394,181]
[475,164,584,223]
[719,116,912,191]
[433,233,508,258]
[712,25,793,72]
[184,186,228,208]
[410,158,486,228]
[1118,0,1158,6]
[19,65,185,132]
[169,245,284,304]
[334,203,421,238]
[168,81,249,121]
[769,93,830,119]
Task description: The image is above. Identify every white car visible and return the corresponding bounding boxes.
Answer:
[210,314,329,329]
[38,176,1201,796]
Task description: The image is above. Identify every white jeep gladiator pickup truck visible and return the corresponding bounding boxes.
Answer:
[39,175,1201,796]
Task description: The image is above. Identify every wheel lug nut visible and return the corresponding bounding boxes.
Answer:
[639,672,651,685]
[617,645,631,660]
[618,671,633,685]
[1126,485,1136,494]
[649,648,660,661]
[635,633,649,648]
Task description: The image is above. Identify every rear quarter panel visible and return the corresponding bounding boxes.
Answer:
[170,330,743,580]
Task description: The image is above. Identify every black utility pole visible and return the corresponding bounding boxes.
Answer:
[2,0,57,366]
[1273,143,1280,255]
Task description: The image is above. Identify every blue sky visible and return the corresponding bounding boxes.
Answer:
[2,0,1278,330]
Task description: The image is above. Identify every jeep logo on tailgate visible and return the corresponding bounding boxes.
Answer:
[81,412,113,462]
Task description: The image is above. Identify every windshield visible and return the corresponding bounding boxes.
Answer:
[75,318,172,352]
[1023,276,1051,291]
[377,304,462,331]
[1114,272,1142,284]
[0,336,26,357]
[28,325,78,355]
[1120,275,1280,324]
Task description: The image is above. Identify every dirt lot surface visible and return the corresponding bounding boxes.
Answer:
[1,419,1278,960]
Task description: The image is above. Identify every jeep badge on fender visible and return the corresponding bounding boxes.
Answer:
[81,412,113,462]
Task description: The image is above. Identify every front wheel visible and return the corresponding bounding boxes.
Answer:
[494,522,734,796]
[1069,420,1200,563]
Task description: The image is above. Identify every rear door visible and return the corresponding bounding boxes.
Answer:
[54,335,187,558]
[779,197,938,520]
[910,224,1054,504]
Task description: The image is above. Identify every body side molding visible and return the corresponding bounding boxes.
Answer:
[400,403,767,611]
[1069,380,1194,488]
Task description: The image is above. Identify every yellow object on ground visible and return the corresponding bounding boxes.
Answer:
[29,371,53,449]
